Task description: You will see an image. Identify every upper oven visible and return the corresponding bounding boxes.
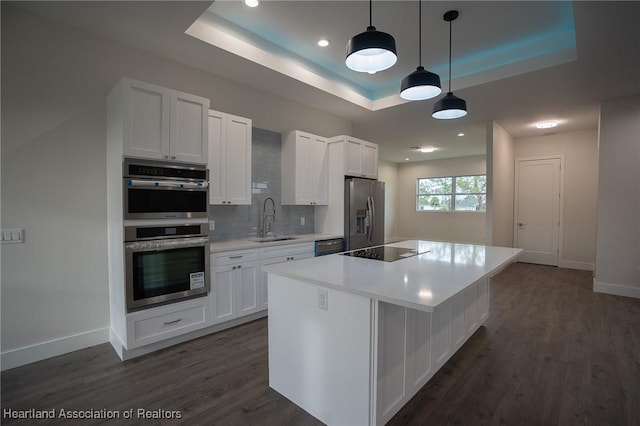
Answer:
[123,158,209,220]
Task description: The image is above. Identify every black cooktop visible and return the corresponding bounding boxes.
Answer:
[342,246,429,262]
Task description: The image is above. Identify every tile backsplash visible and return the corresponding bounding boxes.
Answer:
[209,127,315,242]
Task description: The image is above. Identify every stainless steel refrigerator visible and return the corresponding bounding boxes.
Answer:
[344,177,385,250]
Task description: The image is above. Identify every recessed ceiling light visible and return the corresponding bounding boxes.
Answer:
[535,120,558,129]
[457,132,465,137]
[405,158,410,161]
[317,39,330,47]
[244,0,259,7]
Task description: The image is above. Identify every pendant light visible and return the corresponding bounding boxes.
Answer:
[345,0,397,73]
[432,10,467,119]
[400,0,441,100]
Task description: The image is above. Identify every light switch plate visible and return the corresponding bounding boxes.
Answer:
[1,228,24,244]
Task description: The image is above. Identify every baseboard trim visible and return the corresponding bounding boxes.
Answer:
[593,280,640,299]
[1,328,109,371]
[559,260,594,271]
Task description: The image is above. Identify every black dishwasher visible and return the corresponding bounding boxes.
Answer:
[314,238,345,256]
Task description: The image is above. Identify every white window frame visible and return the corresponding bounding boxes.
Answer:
[416,174,487,212]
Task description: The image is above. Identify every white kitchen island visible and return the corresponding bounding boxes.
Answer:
[265,240,522,426]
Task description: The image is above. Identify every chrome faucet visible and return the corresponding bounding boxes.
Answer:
[262,197,276,238]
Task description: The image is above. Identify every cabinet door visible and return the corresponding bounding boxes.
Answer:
[123,79,171,160]
[236,262,260,316]
[310,135,328,204]
[259,257,286,310]
[172,91,209,164]
[295,133,314,204]
[208,111,226,205]
[225,114,252,205]
[361,142,378,179]
[345,137,363,177]
[212,265,237,324]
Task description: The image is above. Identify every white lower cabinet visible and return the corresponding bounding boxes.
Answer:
[211,249,260,324]
[259,242,314,309]
[125,297,210,350]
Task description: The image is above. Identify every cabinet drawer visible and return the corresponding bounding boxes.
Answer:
[260,242,314,260]
[214,249,260,266]
[126,297,210,349]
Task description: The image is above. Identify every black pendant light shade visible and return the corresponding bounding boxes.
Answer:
[401,67,441,100]
[346,1,397,73]
[432,92,467,119]
[432,10,467,119]
[400,0,441,100]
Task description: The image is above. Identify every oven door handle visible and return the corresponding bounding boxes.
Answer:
[126,179,208,189]
[124,236,210,252]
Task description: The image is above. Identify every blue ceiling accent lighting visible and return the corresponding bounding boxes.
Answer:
[400,0,441,100]
[345,0,397,73]
[433,10,467,120]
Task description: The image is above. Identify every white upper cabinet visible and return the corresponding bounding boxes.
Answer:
[342,135,378,179]
[171,90,209,164]
[113,78,209,164]
[281,130,328,205]
[208,110,252,205]
[329,135,378,179]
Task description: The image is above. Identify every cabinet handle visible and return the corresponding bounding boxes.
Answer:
[237,265,242,269]
[163,318,182,325]
[164,155,169,159]
[229,255,243,259]
[171,156,176,160]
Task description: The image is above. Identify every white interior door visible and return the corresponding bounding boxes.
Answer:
[514,157,562,265]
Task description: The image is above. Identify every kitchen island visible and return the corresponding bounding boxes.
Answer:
[265,240,521,425]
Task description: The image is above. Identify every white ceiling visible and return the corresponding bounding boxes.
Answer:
[14,1,640,163]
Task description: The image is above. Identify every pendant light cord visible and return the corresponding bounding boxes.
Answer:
[447,17,452,93]
[369,0,372,27]
[418,0,422,66]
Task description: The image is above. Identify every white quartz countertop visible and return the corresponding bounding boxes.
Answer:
[264,240,522,312]
[210,233,343,253]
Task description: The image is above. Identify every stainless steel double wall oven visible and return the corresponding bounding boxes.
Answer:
[123,159,210,312]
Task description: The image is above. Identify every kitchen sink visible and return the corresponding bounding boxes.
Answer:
[251,236,298,243]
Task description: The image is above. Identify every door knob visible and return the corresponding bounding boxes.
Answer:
[518,222,525,228]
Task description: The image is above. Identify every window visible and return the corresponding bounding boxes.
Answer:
[417,175,486,211]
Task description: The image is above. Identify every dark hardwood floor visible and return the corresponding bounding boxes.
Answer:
[2,263,639,425]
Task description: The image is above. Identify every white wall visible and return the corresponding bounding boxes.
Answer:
[514,128,599,270]
[594,94,640,298]
[486,122,515,247]
[377,160,398,241]
[0,5,351,368]
[395,156,486,244]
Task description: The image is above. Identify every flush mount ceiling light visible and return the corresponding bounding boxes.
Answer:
[432,10,468,120]
[244,0,259,7]
[317,39,330,47]
[345,0,397,73]
[400,0,441,101]
[410,146,436,153]
[535,120,558,129]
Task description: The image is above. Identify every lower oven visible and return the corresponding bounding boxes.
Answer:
[124,223,210,312]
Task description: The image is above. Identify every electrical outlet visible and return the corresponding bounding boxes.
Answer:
[318,289,328,310]
[300,217,306,226]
